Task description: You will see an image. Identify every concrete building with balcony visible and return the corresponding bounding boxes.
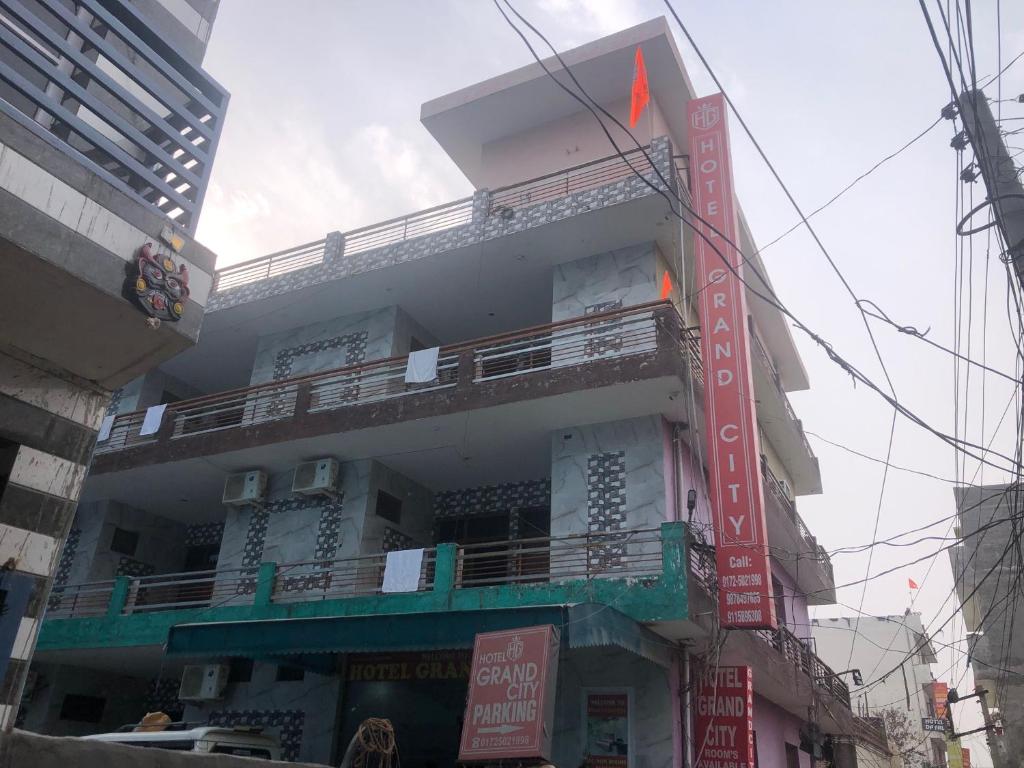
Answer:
[948,483,1022,768]
[0,0,227,730]
[813,613,943,767]
[20,18,854,767]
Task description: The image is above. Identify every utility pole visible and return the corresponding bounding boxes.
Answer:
[955,89,1024,291]
[946,686,1006,768]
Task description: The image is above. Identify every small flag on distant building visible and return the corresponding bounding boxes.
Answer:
[629,46,649,128]
[908,578,919,589]
[660,272,673,300]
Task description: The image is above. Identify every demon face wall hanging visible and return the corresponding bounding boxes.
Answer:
[125,242,189,322]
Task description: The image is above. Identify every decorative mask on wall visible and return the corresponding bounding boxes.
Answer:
[126,242,189,322]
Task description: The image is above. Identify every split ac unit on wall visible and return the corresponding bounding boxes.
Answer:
[292,458,339,497]
[178,664,229,701]
[222,470,267,506]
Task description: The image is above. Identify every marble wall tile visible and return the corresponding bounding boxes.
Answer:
[552,243,659,322]
[359,461,433,554]
[551,417,668,577]
[249,306,399,386]
[186,661,342,764]
[552,647,673,768]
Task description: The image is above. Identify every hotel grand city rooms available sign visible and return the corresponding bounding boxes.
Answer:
[459,625,560,762]
[695,666,754,768]
[687,94,776,630]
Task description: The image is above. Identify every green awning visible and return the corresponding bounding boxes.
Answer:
[165,604,672,668]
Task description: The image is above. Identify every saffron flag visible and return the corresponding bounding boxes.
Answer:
[660,271,673,300]
[908,578,920,589]
[629,46,649,128]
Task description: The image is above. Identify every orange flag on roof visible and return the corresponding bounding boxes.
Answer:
[629,46,649,128]
[660,272,673,300]
[908,578,919,589]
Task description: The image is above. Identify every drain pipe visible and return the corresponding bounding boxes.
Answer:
[682,645,693,768]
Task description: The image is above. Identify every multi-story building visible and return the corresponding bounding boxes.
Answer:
[949,482,1022,768]
[813,613,942,767]
[0,0,227,729]
[20,18,855,767]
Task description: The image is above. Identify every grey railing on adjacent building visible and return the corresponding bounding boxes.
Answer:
[0,0,228,231]
[95,301,700,454]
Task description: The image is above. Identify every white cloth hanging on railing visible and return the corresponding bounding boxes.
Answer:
[139,404,167,436]
[381,548,424,593]
[404,347,439,384]
[97,415,114,442]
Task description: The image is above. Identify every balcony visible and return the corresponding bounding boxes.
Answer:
[761,456,836,603]
[687,536,850,709]
[0,0,228,231]
[751,328,821,495]
[88,301,701,474]
[38,523,688,653]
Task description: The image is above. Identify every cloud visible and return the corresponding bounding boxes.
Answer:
[536,0,644,37]
[196,113,469,269]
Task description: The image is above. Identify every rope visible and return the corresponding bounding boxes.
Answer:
[353,718,398,768]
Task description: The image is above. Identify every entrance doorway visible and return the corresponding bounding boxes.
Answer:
[338,651,471,768]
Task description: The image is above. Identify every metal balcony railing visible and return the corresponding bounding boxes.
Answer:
[751,330,816,461]
[211,143,677,294]
[214,196,475,291]
[0,0,228,231]
[95,301,700,455]
[760,456,834,581]
[686,537,850,707]
[488,145,658,214]
[455,528,663,588]
[46,527,672,620]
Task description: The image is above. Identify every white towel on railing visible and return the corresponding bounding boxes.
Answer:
[97,415,114,442]
[382,548,424,593]
[404,347,439,384]
[139,404,167,436]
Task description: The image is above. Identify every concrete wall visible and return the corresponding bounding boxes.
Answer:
[182,661,342,764]
[107,369,204,416]
[770,562,810,638]
[552,647,674,768]
[51,501,189,606]
[812,615,934,738]
[477,96,681,190]
[214,460,434,602]
[752,694,810,768]
[17,663,149,737]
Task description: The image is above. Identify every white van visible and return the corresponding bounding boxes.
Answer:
[82,723,282,760]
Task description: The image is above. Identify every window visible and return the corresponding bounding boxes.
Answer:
[229,657,254,683]
[276,664,305,682]
[59,694,106,722]
[376,490,402,524]
[110,527,140,556]
[785,743,800,768]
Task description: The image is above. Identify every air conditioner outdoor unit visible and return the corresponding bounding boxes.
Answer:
[178,664,229,701]
[222,470,267,506]
[292,458,339,497]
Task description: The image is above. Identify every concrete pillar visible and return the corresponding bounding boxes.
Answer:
[0,349,110,730]
[325,230,345,261]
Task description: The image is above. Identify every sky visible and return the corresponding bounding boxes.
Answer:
[195,2,1024,763]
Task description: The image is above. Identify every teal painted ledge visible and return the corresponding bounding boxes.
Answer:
[38,522,688,652]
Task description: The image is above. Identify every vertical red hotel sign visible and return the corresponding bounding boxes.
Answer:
[687,94,776,630]
[694,666,754,768]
